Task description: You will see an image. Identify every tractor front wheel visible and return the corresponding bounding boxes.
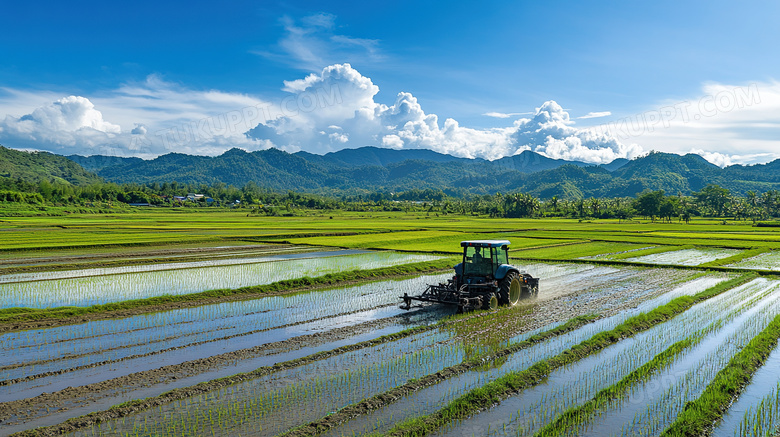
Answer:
[498,272,522,306]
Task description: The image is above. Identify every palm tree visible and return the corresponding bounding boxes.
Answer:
[550,195,559,212]
[762,191,777,218]
[589,198,601,217]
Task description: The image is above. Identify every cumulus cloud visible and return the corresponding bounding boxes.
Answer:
[248,64,641,163]
[690,149,734,167]
[689,148,776,168]
[0,76,275,157]
[131,124,147,135]
[22,96,120,133]
[0,96,123,155]
[0,64,646,164]
[512,101,643,164]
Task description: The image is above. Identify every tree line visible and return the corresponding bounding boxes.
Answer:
[1,176,779,222]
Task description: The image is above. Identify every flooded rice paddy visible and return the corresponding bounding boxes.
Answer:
[728,250,780,271]
[0,250,437,308]
[626,247,741,266]
[3,242,780,437]
[43,265,732,437]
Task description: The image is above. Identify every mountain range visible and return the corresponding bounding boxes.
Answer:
[64,146,780,198]
[3,144,780,199]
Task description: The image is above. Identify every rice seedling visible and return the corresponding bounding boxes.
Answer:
[69,335,468,436]
[626,247,743,266]
[435,275,764,436]
[0,252,439,309]
[661,312,780,436]
[8,208,780,437]
[712,331,780,435]
[0,274,454,402]
[514,242,649,260]
[0,258,456,327]
[270,271,731,437]
[616,280,780,436]
[523,278,778,436]
[727,249,780,271]
[373,273,754,437]
[733,382,780,437]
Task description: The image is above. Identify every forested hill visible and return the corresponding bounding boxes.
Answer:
[0,146,103,185]
[57,146,780,198]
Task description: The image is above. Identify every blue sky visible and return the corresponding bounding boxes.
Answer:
[1,0,778,165]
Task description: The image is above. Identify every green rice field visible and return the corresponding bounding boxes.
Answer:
[3,210,780,436]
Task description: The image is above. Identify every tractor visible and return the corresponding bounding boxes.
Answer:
[400,240,539,312]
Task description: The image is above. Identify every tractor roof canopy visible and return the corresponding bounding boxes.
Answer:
[460,240,511,248]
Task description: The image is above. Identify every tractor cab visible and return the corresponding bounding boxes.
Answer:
[454,240,512,286]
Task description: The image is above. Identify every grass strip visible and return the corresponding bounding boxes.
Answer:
[278,315,599,437]
[534,335,700,436]
[698,247,771,268]
[380,273,756,437]
[660,313,780,436]
[0,258,457,328]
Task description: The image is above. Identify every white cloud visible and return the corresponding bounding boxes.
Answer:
[509,101,642,164]
[483,111,528,119]
[594,81,780,165]
[11,64,774,168]
[578,111,612,119]
[689,148,776,168]
[249,64,641,163]
[253,14,382,71]
[690,149,734,167]
[24,96,120,133]
[131,124,147,135]
[0,76,274,157]
[328,132,349,143]
[0,96,122,155]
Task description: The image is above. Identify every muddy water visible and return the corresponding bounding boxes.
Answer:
[1,273,456,434]
[729,250,780,271]
[0,274,452,402]
[437,278,780,437]
[319,273,727,437]
[5,265,725,437]
[4,310,450,436]
[0,251,439,308]
[78,267,715,437]
[626,247,740,266]
[0,249,361,283]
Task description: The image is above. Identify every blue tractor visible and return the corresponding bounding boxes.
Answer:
[401,240,539,312]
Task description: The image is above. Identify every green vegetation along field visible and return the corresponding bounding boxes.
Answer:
[2,209,780,436]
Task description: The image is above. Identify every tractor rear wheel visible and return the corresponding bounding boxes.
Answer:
[482,292,498,310]
[498,272,522,306]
